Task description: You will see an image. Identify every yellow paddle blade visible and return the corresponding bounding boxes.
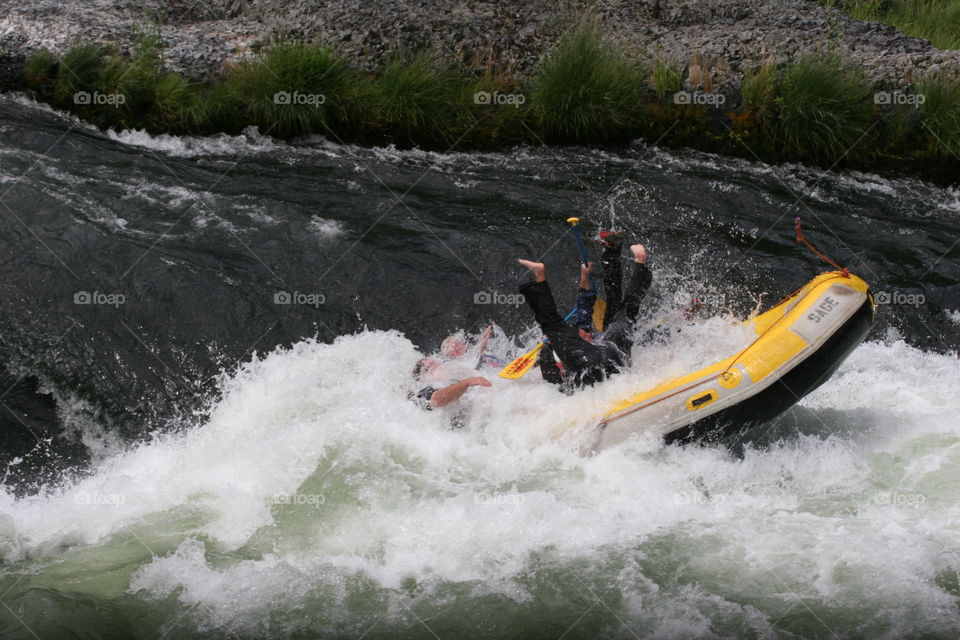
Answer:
[499,342,545,379]
[593,298,607,332]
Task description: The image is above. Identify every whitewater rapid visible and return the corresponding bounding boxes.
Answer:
[3,94,960,638]
[2,323,959,636]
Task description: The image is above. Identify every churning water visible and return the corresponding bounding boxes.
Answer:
[0,94,958,639]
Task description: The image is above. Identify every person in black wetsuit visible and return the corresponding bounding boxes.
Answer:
[520,237,652,391]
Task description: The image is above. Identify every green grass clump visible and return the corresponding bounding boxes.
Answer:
[375,54,468,145]
[531,22,644,141]
[728,62,780,153]
[917,73,960,159]
[460,71,529,147]
[26,35,198,130]
[53,43,112,103]
[147,73,211,132]
[821,0,960,50]
[24,48,58,90]
[95,34,167,123]
[651,59,682,98]
[226,41,365,138]
[877,103,918,158]
[200,82,246,134]
[741,62,778,118]
[771,55,874,163]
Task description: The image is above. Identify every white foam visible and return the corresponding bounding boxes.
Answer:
[802,339,959,419]
[1,92,99,131]
[106,126,283,158]
[306,215,344,240]
[0,319,957,634]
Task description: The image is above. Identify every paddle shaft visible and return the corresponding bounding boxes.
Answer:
[569,221,597,291]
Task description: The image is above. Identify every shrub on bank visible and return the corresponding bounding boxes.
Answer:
[917,72,960,160]
[741,62,777,120]
[461,71,530,147]
[651,59,682,98]
[225,41,364,138]
[729,62,779,153]
[18,32,960,184]
[771,55,875,164]
[54,43,110,104]
[147,72,207,132]
[374,54,468,146]
[25,35,210,131]
[531,22,645,141]
[876,103,920,161]
[24,48,58,91]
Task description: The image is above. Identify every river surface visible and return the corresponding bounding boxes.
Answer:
[0,93,959,639]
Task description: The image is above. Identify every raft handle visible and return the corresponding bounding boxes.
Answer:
[686,390,718,411]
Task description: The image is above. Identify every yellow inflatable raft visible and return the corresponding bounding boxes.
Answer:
[584,270,876,451]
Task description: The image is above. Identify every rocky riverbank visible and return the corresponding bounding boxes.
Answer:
[1,0,958,89]
[3,0,960,185]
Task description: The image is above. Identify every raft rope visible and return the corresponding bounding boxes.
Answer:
[794,217,849,277]
[595,219,849,428]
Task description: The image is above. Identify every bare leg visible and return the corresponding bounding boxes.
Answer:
[518,259,546,282]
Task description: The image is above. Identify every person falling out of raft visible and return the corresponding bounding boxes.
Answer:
[410,324,498,409]
[435,324,505,369]
[520,231,652,391]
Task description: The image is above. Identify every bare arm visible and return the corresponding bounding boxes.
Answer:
[579,261,594,290]
[429,376,492,408]
[474,324,494,362]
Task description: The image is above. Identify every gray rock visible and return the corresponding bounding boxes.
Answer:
[0,0,958,90]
